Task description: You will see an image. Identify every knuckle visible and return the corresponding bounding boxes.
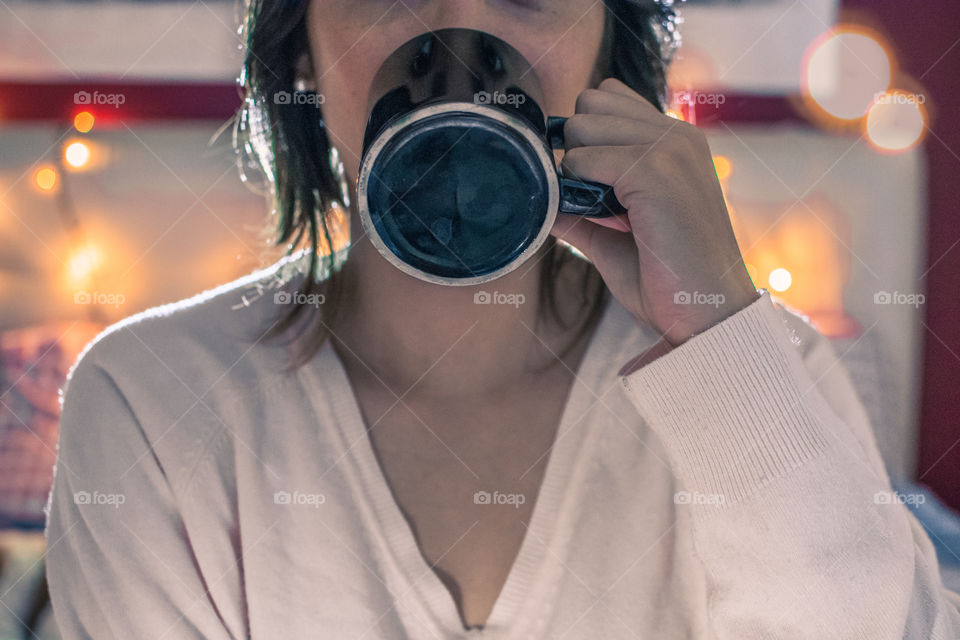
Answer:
[564,114,590,143]
[560,146,589,176]
[671,121,708,152]
[575,88,605,113]
[597,77,624,92]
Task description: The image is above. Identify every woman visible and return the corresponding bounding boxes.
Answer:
[45,1,960,638]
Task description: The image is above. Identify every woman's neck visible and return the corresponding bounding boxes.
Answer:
[328,236,594,403]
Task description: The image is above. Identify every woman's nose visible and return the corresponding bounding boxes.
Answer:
[368,28,543,111]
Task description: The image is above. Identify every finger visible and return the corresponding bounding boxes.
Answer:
[563,113,685,149]
[596,77,655,106]
[549,213,639,283]
[582,214,632,232]
[576,83,662,120]
[560,145,648,194]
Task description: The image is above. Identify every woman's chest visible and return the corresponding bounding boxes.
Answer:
[355,380,572,627]
[212,363,707,637]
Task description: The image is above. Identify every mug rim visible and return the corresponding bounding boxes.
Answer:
[356,100,560,287]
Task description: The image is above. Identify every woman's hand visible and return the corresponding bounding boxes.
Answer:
[549,77,760,346]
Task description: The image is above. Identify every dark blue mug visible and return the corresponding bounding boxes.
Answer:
[357,28,626,286]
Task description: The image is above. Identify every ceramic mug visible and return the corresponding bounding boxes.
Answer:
[357,28,626,286]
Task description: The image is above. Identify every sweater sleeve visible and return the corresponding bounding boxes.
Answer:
[619,289,960,639]
[44,348,238,640]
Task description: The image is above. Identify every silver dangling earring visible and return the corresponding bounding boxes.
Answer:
[328,144,351,211]
[294,75,314,93]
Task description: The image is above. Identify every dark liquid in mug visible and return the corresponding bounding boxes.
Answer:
[367,120,549,279]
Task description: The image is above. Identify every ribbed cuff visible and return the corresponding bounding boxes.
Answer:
[619,290,831,505]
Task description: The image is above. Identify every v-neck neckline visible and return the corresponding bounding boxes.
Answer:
[308,294,622,637]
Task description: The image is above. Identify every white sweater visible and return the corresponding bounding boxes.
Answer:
[45,254,960,639]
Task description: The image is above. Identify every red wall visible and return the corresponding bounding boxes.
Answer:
[840,0,960,507]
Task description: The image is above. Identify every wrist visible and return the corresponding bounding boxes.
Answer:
[665,288,762,346]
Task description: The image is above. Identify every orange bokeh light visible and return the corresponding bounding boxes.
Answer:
[35,167,58,192]
[713,155,733,182]
[74,111,95,133]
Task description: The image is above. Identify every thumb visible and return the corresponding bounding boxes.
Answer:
[549,213,629,263]
[549,213,642,308]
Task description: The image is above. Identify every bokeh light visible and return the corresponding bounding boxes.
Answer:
[34,167,58,192]
[713,155,733,182]
[803,26,893,122]
[67,244,102,284]
[865,90,928,153]
[64,141,91,168]
[769,267,793,292]
[74,111,95,133]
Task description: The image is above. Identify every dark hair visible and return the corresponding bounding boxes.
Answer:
[235,0,681,369]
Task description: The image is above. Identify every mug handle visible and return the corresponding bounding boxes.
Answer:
[547,116,628,218]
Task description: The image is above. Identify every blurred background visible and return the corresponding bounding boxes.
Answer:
[0,0,958,637]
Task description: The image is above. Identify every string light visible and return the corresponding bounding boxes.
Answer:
[769,267,793,292]
[67,244,103,284]
[74,111,95,133]
[713,155,733,182]
[64,141,91,169]
[34,167,58,192]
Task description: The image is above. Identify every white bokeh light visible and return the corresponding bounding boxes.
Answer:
[769,268,793,292]
[805,29,892,121]
[866,91,927,152]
